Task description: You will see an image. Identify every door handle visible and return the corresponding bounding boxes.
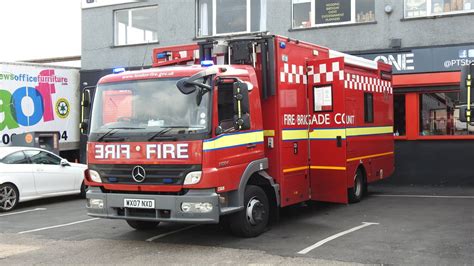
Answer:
[246,143,257,149]
[36,168,44,172]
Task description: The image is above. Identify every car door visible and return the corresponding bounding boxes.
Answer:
[24,150,75,195]
[0,151,36,198]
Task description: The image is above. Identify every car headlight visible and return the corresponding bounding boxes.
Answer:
[88,169,102,183]
[183,171,202,185]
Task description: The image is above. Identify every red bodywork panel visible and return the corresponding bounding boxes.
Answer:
[88,35,394,208]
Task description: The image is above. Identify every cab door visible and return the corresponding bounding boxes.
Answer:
[306,57,348,203]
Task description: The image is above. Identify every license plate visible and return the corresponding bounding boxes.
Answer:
[123,199,155,209]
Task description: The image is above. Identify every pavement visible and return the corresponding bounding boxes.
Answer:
[0,185,473,265]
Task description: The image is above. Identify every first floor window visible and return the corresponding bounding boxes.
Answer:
[292,0,375,29]
[419,91,474,135]
[197,0,267,37]
[405,0,474,18]
[114,6,158,46]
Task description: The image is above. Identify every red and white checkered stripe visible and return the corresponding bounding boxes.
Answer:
[344,74,392,94]
[280,63,307,84]
[308,61,344,84]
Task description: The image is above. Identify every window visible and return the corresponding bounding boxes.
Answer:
[292,0,375,29]
[419,92,474,136]
[364,92,374,123]
[394,94,406,136]
[313,86,333,111]
[217,83,236,131]
[114,6,158,46]
[197,0,267,37]
[404,0,474,18]
[2,152,28,164]
[24,150,61,165]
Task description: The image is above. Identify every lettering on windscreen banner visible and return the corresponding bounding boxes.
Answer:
[94,143,189,160]
[283,113,355,126]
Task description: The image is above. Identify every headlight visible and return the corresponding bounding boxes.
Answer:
[87,199,104,209]
[181,202,213,213]
[88,169,102,183]
[183,171,202,185]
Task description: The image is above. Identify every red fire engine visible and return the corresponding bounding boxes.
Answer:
[81,34,394,237]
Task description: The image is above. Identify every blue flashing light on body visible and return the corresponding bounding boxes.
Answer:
[112,67,126,74]
[201,60,214,67]
[279,41,286,49]
[157,52,167,59]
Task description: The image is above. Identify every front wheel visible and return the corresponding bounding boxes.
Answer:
[0,183,19,212]
[126,220,160,230]
[229,185,269,238]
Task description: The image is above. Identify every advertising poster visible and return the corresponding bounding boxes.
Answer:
[315,0,351,24]
[0,63,80,148]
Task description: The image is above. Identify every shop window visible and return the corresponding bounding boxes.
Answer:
[364,92,374,123]
[292,0,375,29]
[197,0,267,37]
[419,92,474,136]
[404,0,474,18]
[394,94,406,136]
[114,6,158,46]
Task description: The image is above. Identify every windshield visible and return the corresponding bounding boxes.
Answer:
[89,78,211,139]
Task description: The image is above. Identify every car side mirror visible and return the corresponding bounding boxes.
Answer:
[60,159,70,167]
[234,113,251,130]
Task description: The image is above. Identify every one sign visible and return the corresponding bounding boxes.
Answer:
[0,63,79,148]
[315,0,351,25]
[358,45,474,74]
[81,0,146,9]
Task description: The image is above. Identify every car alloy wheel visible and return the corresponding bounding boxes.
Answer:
[0,184,18,212]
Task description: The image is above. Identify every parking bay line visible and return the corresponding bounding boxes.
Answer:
[372,194,474,199]
[146,225,200,242]
[297,222,379,255]
[18,218,100,234]
[0,208,47,217]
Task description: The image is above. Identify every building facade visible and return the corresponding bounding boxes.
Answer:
[81,0,474,186]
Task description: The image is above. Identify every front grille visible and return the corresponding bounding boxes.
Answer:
[90,164,201,185]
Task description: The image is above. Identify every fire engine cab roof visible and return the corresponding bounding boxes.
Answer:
[97,65,253,85]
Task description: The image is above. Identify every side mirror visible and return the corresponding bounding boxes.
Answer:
[234,113,251,131]
[176,78,197,95]
[460,64,474,104]
[80,89,92,135]
[215,126,224,135]
[60,159,70,167]
[233,81,250,114]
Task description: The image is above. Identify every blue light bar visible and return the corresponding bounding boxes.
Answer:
[157,52,167,59]
[201,60,214,67]
[113,67,125,74]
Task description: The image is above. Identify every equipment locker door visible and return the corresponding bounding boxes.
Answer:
[306,57,348,204]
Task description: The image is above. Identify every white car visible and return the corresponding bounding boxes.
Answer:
[0,147,87,212]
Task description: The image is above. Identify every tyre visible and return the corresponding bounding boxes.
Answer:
[0,183,19,212]
[80,181,88,198]
[126,220,160,230]
[229,185,269,238]
[348,169,365,203]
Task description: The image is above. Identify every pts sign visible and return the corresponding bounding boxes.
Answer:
[374,53,415,72]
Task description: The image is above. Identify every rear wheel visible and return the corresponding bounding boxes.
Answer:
[80,181,88,198]
[348,169,365,203]
[126,220,160,230]
[229,185,269,238]
[0,183,19,212]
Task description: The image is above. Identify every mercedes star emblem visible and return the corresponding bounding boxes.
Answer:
[132,166,146,183]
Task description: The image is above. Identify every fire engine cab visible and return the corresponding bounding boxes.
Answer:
[81,34,394,237]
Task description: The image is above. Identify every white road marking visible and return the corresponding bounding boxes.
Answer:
[18,218,100,234]
[146,225,199,242]
[0,208,47,217]
[372,194,474,199]
[297,222,379,255]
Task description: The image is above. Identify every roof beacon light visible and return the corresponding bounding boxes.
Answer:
[201,60,214,67]
[113,67,126,74]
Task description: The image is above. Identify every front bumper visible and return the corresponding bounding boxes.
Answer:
[86,187,220,223]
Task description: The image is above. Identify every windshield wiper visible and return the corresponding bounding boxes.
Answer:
[147,126,190,141]
[97,127,145,142]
